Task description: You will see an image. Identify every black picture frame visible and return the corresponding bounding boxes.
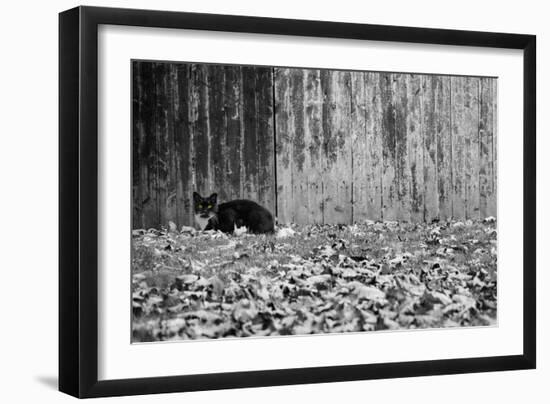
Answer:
[59,5,536,398]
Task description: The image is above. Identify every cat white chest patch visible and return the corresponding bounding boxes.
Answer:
[194,214,211,230]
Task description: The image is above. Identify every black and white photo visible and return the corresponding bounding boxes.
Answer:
[131,61,498,342]
[58,6,536,398]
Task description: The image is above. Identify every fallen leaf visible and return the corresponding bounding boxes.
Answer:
[168,221,178,233]
[276,227,296,239]
[424,290,452,305]
[355,285,386,301]
[233,299,258,322]
[176,274,199,284]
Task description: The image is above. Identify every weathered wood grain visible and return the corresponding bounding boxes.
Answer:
[450,76,466,219]
[350,71,368,222]
[436,77,453,220]
[289,69,308,224]
[380,73,397,221]
[191,65,211,198]
[464,77,481,220]
[304,69,325,224]
[133,62,498,228]
[393,74,411,221]
[422,75,439,221]
[132,61,142,227]
[451,76,480,220]
[133,62,277,228]
[364,72,383,221]
[153,63,167,227]
[174,64,192,226]
[322,70,352,224]
[406,74,424,222]
[256,68,275,215]
[274,68,293,225]
[242,66,259,200]
[164,65,178,225]
[224,66,243,202]
[491,80,497,217]
[142,62,159,227]
[479,77,497,218]
[207,65,226,202]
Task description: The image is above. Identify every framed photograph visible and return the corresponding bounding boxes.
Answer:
[59,6,536,398]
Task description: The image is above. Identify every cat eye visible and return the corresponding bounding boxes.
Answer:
[198,204,202,208]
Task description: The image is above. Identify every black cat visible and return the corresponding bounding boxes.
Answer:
[193,192,275,234]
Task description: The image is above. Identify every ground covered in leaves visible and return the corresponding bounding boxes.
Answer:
[132,219,497,342]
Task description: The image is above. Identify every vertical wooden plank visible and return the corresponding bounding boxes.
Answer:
[380,73,397,221]
[304,69,325,224]
[224,66,242,202]
[242,66,259,200]
[422,76,439,222]
[393,74,411,221]
[152,63,162,227]
[256,67,275,214]
[491,79,498,217]
[206,65,227,202]
[163,64,178,226]
[321,70,352,224]
[140,61,155,229]
[145,62,159,228]
[190,64,210,197]
[132,61,143,228]
[464,77,480,220]
[479,77,496,218]
[289,69,308,224]
[189,64,205,195]
[350,71,367,222]
[406,74,424,223]
[451,76,479,220]
[141,62,160,228]
[153,63,169,228]
[169,64,181,226]
[450,77,466,220]
[436,77,453,220]
[364,72,383,221]
[174,63,192,226]
[274,68,293,225]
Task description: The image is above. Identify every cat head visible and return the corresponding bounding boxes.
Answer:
[193,192,218,218]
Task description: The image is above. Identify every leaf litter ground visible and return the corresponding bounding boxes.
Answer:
[132,219,497,342]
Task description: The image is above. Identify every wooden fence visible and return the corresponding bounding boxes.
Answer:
[132,61,497,229]
[132,62,274,228]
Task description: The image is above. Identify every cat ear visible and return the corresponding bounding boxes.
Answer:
[209,193,218,204]
[193,192,201,202]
